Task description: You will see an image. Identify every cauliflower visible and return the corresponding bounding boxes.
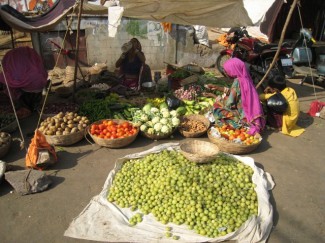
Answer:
[150,107,159,113]
[171,117,180,127]
[162,111,170,118]
[161,125,171,134]
[146,121,153,128]
[170,110,178,117]
[140,124,147,132]
[140,114,149,122]
[147,128,155,135]
[160,118,168,125]
[154,122,162,132]
[133,121,142,127]
[152,116,160,125]
[160,108,169,113]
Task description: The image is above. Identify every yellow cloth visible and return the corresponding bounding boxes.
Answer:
[260,87,305,137]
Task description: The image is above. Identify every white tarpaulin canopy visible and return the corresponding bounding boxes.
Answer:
[118,0,276,28]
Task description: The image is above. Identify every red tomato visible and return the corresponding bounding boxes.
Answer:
[122,122,130,129]
[234,129,241,136]
[239,134,246,141]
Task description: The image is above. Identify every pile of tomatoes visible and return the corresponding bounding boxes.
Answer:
[216,124,261,145]
[90,120,138,139]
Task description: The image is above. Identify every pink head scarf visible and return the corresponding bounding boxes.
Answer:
[223,58,265,134]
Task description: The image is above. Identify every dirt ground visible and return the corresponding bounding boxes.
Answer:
[0,76,325,243]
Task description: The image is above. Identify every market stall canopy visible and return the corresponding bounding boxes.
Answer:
[260,0,325,42]
[0,0,108,32]
[119,0,276,28]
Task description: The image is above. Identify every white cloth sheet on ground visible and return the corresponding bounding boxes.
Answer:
[64,143,275,242]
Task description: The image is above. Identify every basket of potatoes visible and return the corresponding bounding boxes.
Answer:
[39,112,90,146]
[0,132,12,158]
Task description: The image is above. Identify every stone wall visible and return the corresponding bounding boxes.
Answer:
[85,18,220,71]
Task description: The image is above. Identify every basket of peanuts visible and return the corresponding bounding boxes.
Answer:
[178,114,210,138]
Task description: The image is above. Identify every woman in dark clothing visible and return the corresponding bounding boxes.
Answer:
[115,38,152,90]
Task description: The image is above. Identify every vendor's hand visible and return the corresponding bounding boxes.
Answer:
[204,84,217,90]
[264,86,273,94]
[202,92,217,98]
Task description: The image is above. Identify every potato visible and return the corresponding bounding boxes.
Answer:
[63,131,70,135]
[46,130,54,135]
[56,131,62,136]
[71,127,78,133]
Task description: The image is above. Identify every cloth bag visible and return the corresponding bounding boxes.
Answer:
[26,130,57,170]
[267,92,288,113]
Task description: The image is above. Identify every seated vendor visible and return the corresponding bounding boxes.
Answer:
[204,58,265,135]
[0,46,48,118]
[259,75,305,137]
[115,38,152,90]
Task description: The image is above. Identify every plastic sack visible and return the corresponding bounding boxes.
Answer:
[308,100,325,117]
[193,25,210,47]
[267,92,288,113]
[65,143,275,243]
[26,130,57,170]
[166,95,181,110]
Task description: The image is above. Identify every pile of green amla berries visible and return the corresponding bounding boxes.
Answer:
[108,150,258,238]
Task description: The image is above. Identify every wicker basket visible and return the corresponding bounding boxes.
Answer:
[55,86,73,98]
[178,114,210,138]
[0,134,11,159]
[179,140,220,163]
[141,128,176,140]
[207,129,262,155]
[0,120,18,133]
[44,129,85,146]
[180,75,199,86]
[88,119,139,148]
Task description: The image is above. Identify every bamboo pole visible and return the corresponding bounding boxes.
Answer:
[256,0,299,89]
[73,0,84,101]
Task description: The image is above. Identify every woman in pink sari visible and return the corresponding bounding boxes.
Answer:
[205,58,265,135]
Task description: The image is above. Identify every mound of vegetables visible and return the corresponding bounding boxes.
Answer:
[89,120,138,139]
[179,118,207,133]
[0,132,11,150]
[210,124,261,146]
[39,112,90,136]
[175,97,215,116]
[42,103,79,115]
[0,115,15,131]
[78,93,124,122]
[133,103,180,136]
[108,150,258,238]
[174,85,202,101]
